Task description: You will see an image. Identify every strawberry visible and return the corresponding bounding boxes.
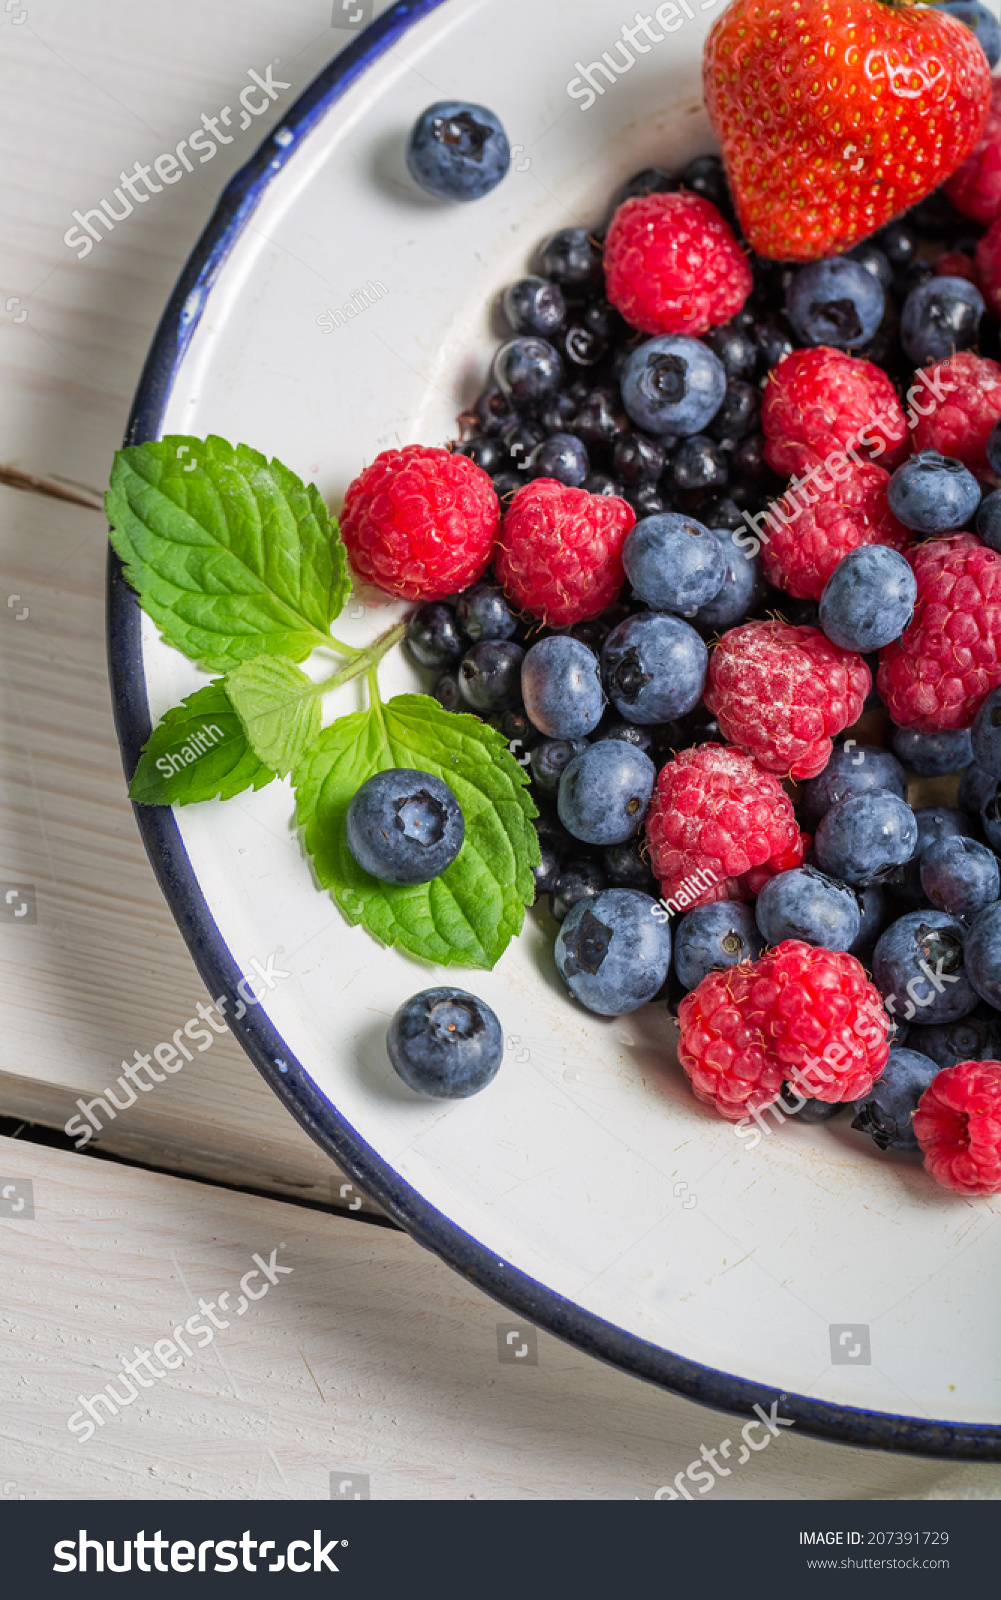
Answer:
[704,0,991,262]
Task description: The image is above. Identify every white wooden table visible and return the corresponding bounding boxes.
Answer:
[2,0,1000,1501]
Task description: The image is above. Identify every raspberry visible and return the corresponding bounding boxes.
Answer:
[704,621,871,780]
[974,216,1001,318]
[340,445,498,602]
[877,535,1001,732]
[495,479,635,627]
[603,192,752,338]
[913,1060,1001,1195]
[946,79,1001,225]
[644,744,805,908]
[761,347,908,478]
[758,460,912,602]
[935,251,977,282]
[910,352,1001,476]
[677,942,889,1121]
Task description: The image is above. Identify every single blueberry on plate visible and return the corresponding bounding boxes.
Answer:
[971,684,1001,777]
[601,612,708,724]
[455,583,517,643]
[755,866,862,951]
[851,1046,941,1151]
[406,602,464,668]
[501,275,566,337]
[916,1003,1001,1070]
[555,888,672,1015]
[899,276,984,366]
[551,857,606,923]
[345,769,464,885]
[673,901,765,989]
[872,910,977,1024]
[933,0,1001,66]
[529,737,587,793]
[521,635,604,740]
[529,430,589,486]
[886,450,980,533]
[920,835,1000,918]
[692,527,766,629]
[622,513,726,614]
[800,743,907,824]
[558,739,656,845]
[620,335,727,436]
[785,257,885,347]
[406,101,510,201]
[891,723,973,777]
[962,900,1001,1008]
[818,545,917,652]
[387,988,503,1098]
[815,792,918,886]
[494,337,564,408]
[457,639,524,712]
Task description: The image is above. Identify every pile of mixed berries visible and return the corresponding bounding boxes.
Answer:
[351,39,1001,1198]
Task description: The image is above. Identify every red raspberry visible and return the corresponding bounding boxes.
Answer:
[914,1060,1001,1196]
[704,621,871,780]
[947,79,1001,225]
[677,963,782,1122]
[757,460,912,602]
[603,192,752,338]
[677,942,889,1121]
[340,445,498,602]
[910,352,1001,476]
[974,215,1001,318]
[495,479,634,627]
[761,347,908,478]
[877,535,1001,732]
[644,744,805,908]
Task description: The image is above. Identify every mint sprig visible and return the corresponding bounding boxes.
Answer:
[127,682,276,805]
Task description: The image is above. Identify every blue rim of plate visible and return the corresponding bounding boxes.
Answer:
[106,0,1001,1463]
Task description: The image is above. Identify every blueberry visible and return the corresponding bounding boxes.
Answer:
[786,257,885,347]
[959,762,997,816]
[673,901,765,989]
[387,987,503,1098]
[886,450,980,533]
[455,583,517,643]
[532,816,570,896]
[778,1086,847,1124]
[818,545,917,652]
[582,472,624,498]
[498,706,540,753]
[853,884,889,952]
[530,737,587,793]
[920,835,1000,918]
[502,276,566,337]
[498,415,547,469]
[406,602,464,668]
[915,807,977,854]
[433,671,461,712]
[751,316,795,369]
[620,335,727,436]
[594,721,652,751]
[521,635,604,739]
[494,338,564,409]
[916,1003,1001,1070]
[345,769,465,885]
[975,486,1001,550]
[622,513,726,613]
[872,910,977,1024]
[541,391,579,434]
[454,436,505,475]
[625,485,666,518]
[474,385,517,436]
[755,865,862,951]
[701,322,757,379]
[900,275,984,366]
[457,639,525,712]
[731,433,773,485]
[405,102,510,201]
[971,684,1001,777]
[706,380,760,447]
[891,723,974,777]
[602,612,708,724]
[551,857,606,922]
[981,785,1001,855]
[669,434,729,493]
[873,220,917,269]
[815,792,918,886]
[530,431,589,486]
[614,166,676,206]
[613,432,667,485]
[603,839,658,892]
[555,889,672,1015]
[692,527,765,629]
[851,1046,941,1151]
[491,471,521,505]
[573,385,629,447]
[937,0,1001,61]
[800,744,908,823]
[561,305,618,368]
[680,153,732,210]
[848,242,893,290]
[988,417,1001,477]
[558,740,656,845]
[963,899,1001,1008]
[538,227,604,287]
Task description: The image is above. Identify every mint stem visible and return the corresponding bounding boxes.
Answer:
[311,620,406,699]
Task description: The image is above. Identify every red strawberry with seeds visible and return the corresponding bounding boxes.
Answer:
[704,0,991,261]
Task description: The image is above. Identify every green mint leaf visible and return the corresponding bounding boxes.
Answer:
[293,694,540,969]
[127,682,276,806]
[106,434,349,672]
[225,655,322,778]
